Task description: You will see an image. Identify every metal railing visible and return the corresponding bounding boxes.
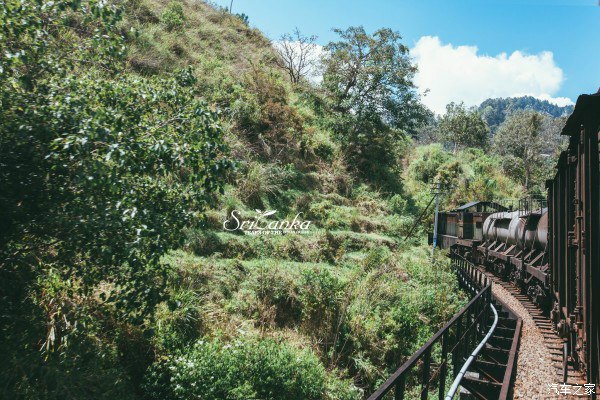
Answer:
[518,196,547,216]
[494,197,547,216]
[367,256,492,400]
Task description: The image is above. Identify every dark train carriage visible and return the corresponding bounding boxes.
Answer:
[548,92,600,387]
[432,201,507,252]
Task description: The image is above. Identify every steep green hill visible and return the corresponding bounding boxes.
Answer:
[1,1,527,399]
[119,1,470,397]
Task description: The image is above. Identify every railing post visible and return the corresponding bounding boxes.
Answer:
[394,374,405,400]
[479,295,485,337]
[481,290,487,336]
[421,348,431,400]
[438,331,449,400]
[454,314,462,377]
[472,300,478,345]
[475,295,481,337]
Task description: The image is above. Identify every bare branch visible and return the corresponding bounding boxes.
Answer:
[273,28,319,84]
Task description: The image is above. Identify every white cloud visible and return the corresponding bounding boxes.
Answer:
[411,36,574,114]
[528,93,574,107]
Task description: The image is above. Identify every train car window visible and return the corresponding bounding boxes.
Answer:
[475,222,483,240]
[446,216,457,236]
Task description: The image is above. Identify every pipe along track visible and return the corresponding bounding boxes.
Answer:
[451,259,521,400]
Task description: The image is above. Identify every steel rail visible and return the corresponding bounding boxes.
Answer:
[444,302,499,400]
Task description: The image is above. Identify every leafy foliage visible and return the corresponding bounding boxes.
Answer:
[492,110,564,192]
[144,336,358,400]
[161,1,186,31]
[322,26,429,185]
[438,102,489,151]
[404,144,523,210]
[479,96,573,133]
[0,0,230,396]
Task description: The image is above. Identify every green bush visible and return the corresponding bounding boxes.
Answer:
[143,336,358,400]
[236,162,289,209]
[389,194,407,214]
[161,1,185,31]
[184,229,224,256]
[406,143,451,184]
[299,267,345,332]
[153,289,205,351]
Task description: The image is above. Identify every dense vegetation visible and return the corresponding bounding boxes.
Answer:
[0,0,568,399]
[479,95,573,133]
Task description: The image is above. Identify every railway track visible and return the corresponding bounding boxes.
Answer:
[476,265,587,387]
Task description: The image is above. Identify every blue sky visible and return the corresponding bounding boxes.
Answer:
[211,0,599,113]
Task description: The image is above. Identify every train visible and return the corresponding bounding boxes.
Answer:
[432,91,600,388]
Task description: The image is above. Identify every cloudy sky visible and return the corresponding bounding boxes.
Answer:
[213,0,599,114]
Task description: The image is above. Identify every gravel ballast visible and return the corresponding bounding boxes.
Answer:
[491,283,562,399]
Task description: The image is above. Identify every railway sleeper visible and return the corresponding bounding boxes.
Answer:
[480,345,510,365]
[488,335,514,350]
[472,359,507,383]
[460,375,502,400]
[487,316,517,330]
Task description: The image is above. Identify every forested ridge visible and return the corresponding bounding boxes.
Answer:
[478,96,573,133]
[0,1,568,399]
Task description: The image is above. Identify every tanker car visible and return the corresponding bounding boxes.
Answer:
[432,91,600,388]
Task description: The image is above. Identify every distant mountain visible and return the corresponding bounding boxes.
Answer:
[478,96,574,133]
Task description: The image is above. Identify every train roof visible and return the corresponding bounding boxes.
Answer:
[451,201,508,213]
[561,91,600,137]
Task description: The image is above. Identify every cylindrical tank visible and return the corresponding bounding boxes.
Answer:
[482,209,548,250]
[523,209,548,250]
[508,215,523,246]
[483,211,519,243]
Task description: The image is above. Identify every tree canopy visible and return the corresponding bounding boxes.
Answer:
[479,96,573,133]
[1,2,230,394]
[439,102,490,152]
[321,26,428,185]
[492,110,556,191]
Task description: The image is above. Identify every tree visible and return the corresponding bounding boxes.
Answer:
[439,102,489,152]
[0,1,231,394]
[492,110,546,190]
[274,28,319,84]
[321,26,427,183]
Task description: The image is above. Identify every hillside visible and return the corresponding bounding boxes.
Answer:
[121,1,468,397]
[0,1,540,399]
[479,96,573,133]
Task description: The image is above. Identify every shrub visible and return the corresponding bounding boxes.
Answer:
[237,260,303,327]
[153,289,205,351]
[184,229,224,256]
[306,129,337,162]
[406,143,451,184]
[232,67,304,161]
[299,267,345,333]
[143,336,357,400]
[389,194,407,214]
[161,1,185,31]
[236,162,292,209]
